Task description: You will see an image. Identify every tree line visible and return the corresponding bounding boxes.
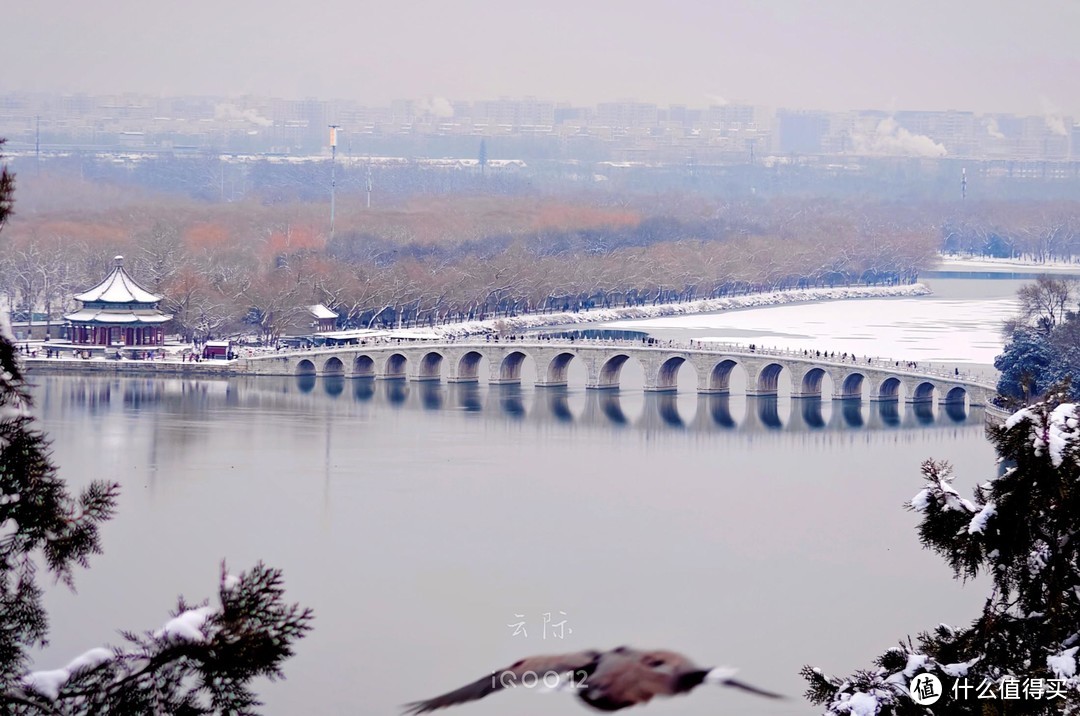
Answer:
[1,193,942,342]
[4,188,1079,343]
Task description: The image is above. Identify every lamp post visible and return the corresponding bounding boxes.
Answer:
[328,124,341,239]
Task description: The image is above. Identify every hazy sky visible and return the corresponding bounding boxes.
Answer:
[4,0,1080,116]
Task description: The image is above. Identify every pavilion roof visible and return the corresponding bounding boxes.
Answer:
[63,308,173,325]
[75,256,162,304]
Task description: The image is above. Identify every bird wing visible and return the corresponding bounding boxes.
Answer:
[717,677,785,699]
[403,650,599,714]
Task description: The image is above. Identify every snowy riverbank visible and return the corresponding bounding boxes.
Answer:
[427,283,932,338]
[936,254,1080,274]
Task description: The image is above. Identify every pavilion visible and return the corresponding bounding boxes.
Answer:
[64,256,173,347]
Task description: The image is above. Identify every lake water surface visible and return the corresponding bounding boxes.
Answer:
[27,277,1016,715]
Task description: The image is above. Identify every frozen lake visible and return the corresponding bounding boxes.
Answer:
[598,277,1023,371]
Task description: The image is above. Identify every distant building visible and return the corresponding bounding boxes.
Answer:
[596,101,659,129]
[308,304,338,332]
[777,110,830,154]
[202,340,234,360]
[64,256,172,346]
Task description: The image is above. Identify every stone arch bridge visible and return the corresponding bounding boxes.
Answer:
[241,340,995,406]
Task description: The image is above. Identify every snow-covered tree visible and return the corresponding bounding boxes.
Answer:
[0,140,313,714]
[994,328,1056,403]
[997,276,1080,404]
[803,390,1080,714]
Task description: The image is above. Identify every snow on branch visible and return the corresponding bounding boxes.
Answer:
[13,562,313,714]
[1005,400,1080,469]
[908,460,976,515]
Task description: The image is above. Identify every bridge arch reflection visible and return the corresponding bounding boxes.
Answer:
[308,376,978,434]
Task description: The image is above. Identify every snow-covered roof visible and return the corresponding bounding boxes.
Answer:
[74,256,162,304]
[308,304,338,320]
[63,308,173,325]
[314,328,380,340]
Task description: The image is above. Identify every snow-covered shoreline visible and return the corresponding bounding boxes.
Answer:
[427,284,932,338]
[936,254,1080,273]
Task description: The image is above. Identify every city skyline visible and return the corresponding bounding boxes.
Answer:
[3,0,1080,117]
[2,89,1077,166]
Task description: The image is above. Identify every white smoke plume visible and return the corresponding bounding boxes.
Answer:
[852,118,947,158]
[214,103,273,127]
[705,93,730,106]
[416,96,455,118]
[1039,96,1068,137]
[985,118,1005,139]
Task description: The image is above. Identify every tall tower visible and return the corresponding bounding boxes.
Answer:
[961,167,967,200]
[366,162,373,209]
[328,125,340,238]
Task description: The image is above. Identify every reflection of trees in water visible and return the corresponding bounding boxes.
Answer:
[36,376,237,460]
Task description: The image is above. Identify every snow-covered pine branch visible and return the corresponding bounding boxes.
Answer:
[12,563,313,715]
[805,389,1080,714]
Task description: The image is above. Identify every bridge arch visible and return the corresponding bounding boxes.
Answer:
[837,372,866,400]
[456,351,485,383]
[798,367,827,397]
[295,359,316,376]
[384,353,407,379]
[654,356,698,392]
[542,351,579,387]
[322,356,345,376]
[706,359,743,393]
[752,362,787,396]
[417,351,444,381]
[910,381,936,403]
[353,355,375,378]
[497,350,534,384]
[595,353,644,390]
[874,376,903,402]
[943,386,968,405]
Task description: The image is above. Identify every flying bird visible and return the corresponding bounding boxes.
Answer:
[403,646,784,713]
